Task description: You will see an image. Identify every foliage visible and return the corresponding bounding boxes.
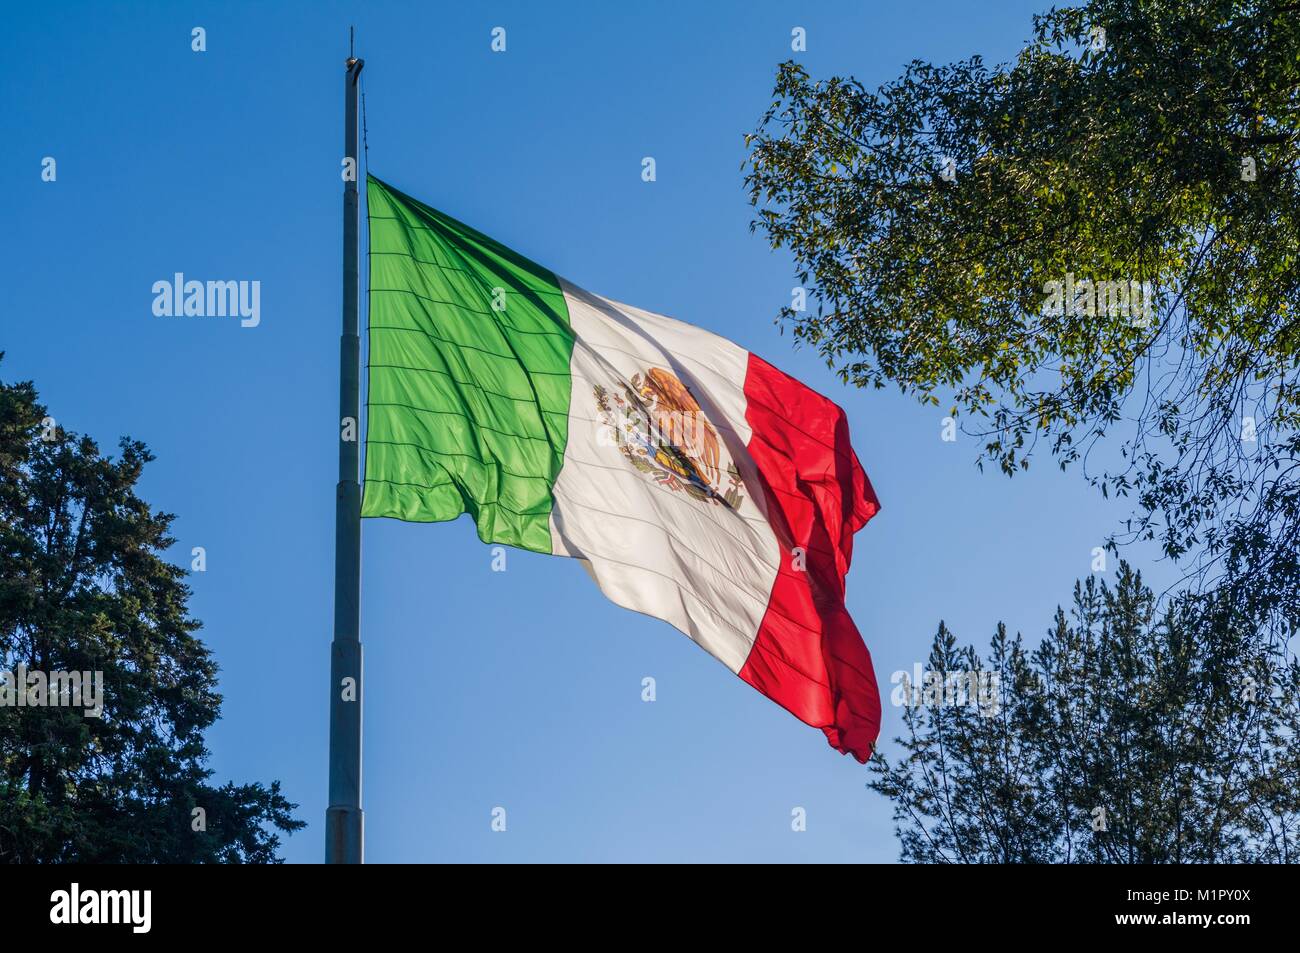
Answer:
[869,563,1300,862]
[0,357,303,862]
[745,0,1300,626]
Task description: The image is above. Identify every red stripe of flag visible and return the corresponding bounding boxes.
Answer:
[739,353,882,762]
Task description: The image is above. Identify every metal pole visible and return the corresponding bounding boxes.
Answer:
[326,47,364,864]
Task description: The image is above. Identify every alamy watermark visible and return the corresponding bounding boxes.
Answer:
[1041,272,1154,325]
[50,883,150,933]
[890,663,1001,717]
[152,273,260,328]
[1,665,104,718]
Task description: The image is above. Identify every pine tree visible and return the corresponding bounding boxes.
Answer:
[869,564,1300,862]
[0,359,303,862]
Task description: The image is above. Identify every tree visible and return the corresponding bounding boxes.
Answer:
[0,358,303,862]
[745,0,1300,631]
[869,562,1300,862]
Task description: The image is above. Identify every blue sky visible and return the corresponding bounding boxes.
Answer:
[3,0,1170,862]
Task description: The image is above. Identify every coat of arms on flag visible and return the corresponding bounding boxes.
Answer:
[593,369,746,511]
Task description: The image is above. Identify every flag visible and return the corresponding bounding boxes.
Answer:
[362,175,882,761]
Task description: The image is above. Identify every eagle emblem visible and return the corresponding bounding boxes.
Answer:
[594,368,745,510]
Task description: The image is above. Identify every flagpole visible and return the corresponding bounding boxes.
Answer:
[326,40,365,864]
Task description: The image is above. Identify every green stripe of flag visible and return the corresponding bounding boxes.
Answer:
[361,175,575,553]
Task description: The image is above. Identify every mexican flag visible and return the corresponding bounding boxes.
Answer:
[362,175,882,761]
